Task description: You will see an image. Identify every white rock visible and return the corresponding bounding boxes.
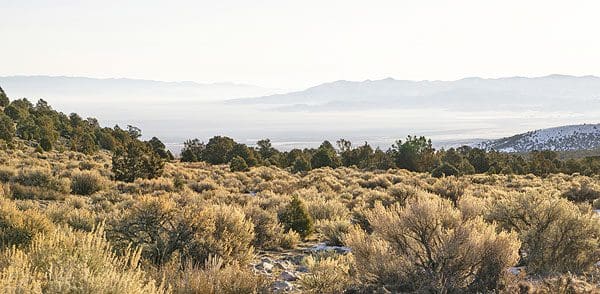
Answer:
[259,261,274,272]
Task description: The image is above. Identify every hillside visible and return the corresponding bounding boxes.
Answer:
[229,75,600,112]
[477,123,600,152]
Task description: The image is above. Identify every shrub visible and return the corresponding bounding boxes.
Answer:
[0,167,15,182]
[71,171,107,195]
[317,219,352,246]
[279,230,301,249]
[0,225,163,293]
[430,176,466,204]
[188,205,255,266]
[344,195,520,293]
[243,205,285,250]
[13,168,69,193]
[431,162,460,178]
[230,156,249,172]
[159,256,270,294]
[279,195,314,239]
[9,183,64,201]
[0,199,54,249]
[299,254,352,294]
[562,178,600,203]
[45,203,97,232]
[487,192,600,274]
[110,195,179,265]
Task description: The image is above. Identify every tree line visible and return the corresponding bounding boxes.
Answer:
[181,135,600,177]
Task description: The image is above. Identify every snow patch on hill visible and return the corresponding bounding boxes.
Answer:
[477,124,600,152]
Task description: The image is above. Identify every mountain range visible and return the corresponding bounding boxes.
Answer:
[229,74,600,112]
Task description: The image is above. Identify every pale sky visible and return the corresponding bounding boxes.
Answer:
[2,0,600,89]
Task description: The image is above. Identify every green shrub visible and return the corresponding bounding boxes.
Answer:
[292,157,311,173]
[71,171,107,195]
[279,195,314,239]
[431,162,460,178]
[230,156,249,172]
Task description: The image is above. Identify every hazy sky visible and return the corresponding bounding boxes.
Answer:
[2,0,600,89]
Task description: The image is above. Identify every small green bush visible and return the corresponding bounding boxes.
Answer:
[279,195,314,239]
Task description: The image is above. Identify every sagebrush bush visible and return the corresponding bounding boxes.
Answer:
[9,183,64,200]
[317,219,352,246]
[562,178,600,203]
[0,225,163,293]
[429,176,467,204]
[159,256,270,294]
[243,205,286,250]
[487,191,600,274]
[0,199,54,249]
[299,254,353,294]
[345,194,520,293]
[71,170,107,195]
[188,204,255,266]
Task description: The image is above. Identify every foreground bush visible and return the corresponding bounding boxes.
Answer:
[345,194,520,293]
[0,225,163,293]
[487,191,600,274]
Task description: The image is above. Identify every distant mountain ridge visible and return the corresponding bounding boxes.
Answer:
[477,124,600,152]
[0,75,279,101]
[228,74,600,112]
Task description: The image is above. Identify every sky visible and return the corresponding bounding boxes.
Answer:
[2,0,600,89]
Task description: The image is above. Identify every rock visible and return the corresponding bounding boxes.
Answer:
[507,266,525,275]
[258,261,274,272]
[274,261,288,270]
[296,265,309,273]
[272,280,293,291]
[280,270,298,281]
[310,242,351,254]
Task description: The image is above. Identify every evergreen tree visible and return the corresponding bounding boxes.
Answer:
[112,141,164,182]
[0,86,9,107]
[0,113,15,142]
[230,156,249,172]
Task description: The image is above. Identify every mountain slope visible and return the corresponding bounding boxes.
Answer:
[477,124,600,152]
[228,75,600,112]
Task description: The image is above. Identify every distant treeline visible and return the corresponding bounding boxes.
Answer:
[181,135,600,176]
[0,87,172,182]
